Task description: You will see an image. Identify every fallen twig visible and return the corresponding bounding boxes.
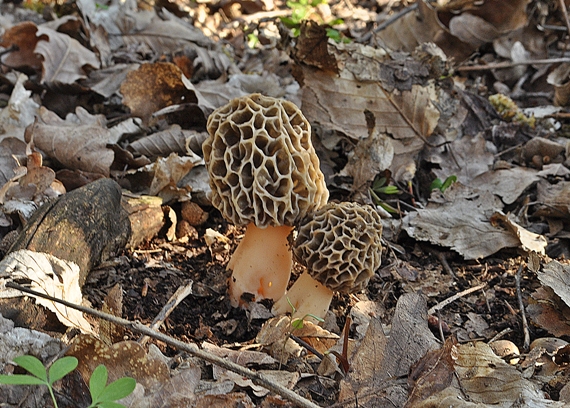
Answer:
[559,0,570,47]
[358,3,419,42]
[429,248,457,280]
[515,263,531,351]
[138,280,195,345]
[456,58,570,72]
[6,282,321,408]
[428,283,487,315]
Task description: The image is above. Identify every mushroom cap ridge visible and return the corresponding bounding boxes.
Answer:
[203,93,329,227]
[292,202,383,294]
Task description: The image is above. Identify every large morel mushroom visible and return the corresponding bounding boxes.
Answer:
[203,94,329,306]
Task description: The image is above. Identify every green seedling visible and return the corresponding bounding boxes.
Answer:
[370,176,400,214]
[0,355,78,407]
[277,297,325,368]
[280,0,349,42]
[287,297,325,329]
[430,175,457,193]
[87,364,136,408]
[0,355,136,408]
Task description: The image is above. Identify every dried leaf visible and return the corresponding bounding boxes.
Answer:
[403,184,519,259]
[406,337,457,406]
[26,107,115,176]
[339,293,438,407]
[528,286,570,338]
[67,334,170,392]
[469,167,539,205]
[0,250,94,333]
[0,22,42,71]
[490,212,547,254]
[129,125,208,159]
[35,26,100,86]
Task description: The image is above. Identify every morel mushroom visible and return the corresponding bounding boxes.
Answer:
[273,202,383,321]
[203,94,329,306]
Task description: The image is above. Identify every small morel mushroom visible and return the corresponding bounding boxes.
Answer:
[273,202,383,321]
[202,94,329,306]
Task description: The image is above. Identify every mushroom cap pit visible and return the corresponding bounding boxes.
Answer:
[203,93,329,227]
[292,202,383,294]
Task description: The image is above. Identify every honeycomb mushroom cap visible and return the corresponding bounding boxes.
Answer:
[203,94,329,227]
[292,202,383,294]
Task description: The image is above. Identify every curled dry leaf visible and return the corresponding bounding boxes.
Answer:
[129,125,208,160]
[403,184,520,260]
[490,212,547,255]
[0,73,40,139]
[410,341,565,407]
[374,0,530,62]
[137,152,203,202]
[35,26,100,86]
[25,107,115,176]
[528,286,570,338]
[0,249,94,333]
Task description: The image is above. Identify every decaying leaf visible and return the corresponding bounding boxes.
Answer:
[339,293,438,407]
[374,0,530,62]
[120,62,213,125]
[294,36,441,182]
[256,315,339,363]
[0,249,94,333]
[426,134,494,186]
[0,22,43,71]
[129,125,208,160]
[407,337,457,407]
[35,25,100,86]
[67,334,170,392]
[25,107,116,176]
[0,73,40,140]
[490,212,547,254]
[402,183,520,259]
[127,152,203,203]
[537,261,570,309]
[535,179,570,218]
[528,286,570,338]
[409,341,565,407]
[469,167,539,205]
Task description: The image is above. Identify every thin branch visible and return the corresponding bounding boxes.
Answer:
[559,0,570,43]
[138,280,195,345]
[456,58,570,72]
[515,263,530,352]
[6,282,321,408]
[290,334,324,360]
[358,3,418,42]
[428,283,487,315]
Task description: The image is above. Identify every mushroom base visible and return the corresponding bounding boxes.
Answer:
[272,271,334,323]
[228,223,293,307]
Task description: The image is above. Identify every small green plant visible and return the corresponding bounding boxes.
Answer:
[0,355,136,408]
[280,0,348,42]
[87,364,136,408]
[287,298,324,329]
[430,175,457,193]
[370,175,400,214]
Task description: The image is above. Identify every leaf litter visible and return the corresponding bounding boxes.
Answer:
[1,0,570,406]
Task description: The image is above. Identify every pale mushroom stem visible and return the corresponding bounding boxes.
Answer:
[272,271,334,323]
[227,223,293,307]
